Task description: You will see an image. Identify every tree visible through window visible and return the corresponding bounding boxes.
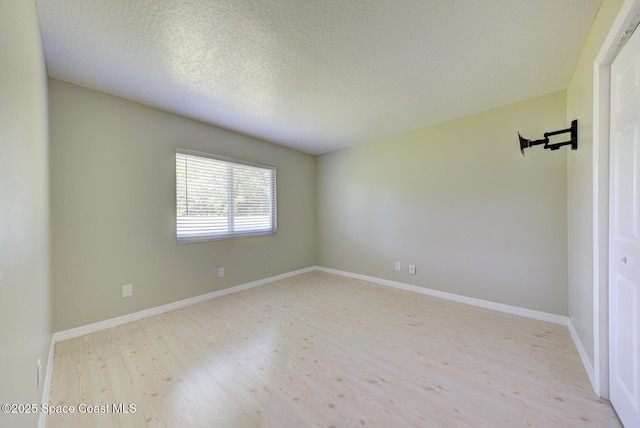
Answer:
[176,149,276,242]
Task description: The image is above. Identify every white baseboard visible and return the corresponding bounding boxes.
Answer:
[315,266,568,325]
[53,266,316,343]
[38,335,55,428]
[51,265,569,344]
[568,319,596,391]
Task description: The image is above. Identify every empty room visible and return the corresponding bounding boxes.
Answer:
[2,0,640,426]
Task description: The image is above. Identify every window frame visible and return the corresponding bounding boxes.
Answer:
[175,148,277,243]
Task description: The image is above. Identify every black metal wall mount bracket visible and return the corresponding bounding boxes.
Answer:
[518,120,578,156]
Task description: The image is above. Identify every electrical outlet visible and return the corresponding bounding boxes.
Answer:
[218,267,225,278]
[122,283,133,298]
[395,262,401,271]
[36,358,41,390]
[409,264,416,275]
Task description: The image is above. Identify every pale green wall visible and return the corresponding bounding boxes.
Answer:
[49,80,316,331]
[566,0,624,368]
[0,1,52,427]
[317,91,568,315]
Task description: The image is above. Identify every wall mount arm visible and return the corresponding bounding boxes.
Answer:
[518,120,578,156]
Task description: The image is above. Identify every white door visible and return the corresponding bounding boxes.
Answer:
[610,21,640,428]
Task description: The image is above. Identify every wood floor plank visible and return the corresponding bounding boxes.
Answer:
[46,271,621,427]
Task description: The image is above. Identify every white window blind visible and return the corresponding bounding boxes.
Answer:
[176,149,276,243]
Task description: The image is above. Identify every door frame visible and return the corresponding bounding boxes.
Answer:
[594,0,640,399]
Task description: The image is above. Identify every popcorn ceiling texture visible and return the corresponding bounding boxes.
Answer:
[37,0,600,154]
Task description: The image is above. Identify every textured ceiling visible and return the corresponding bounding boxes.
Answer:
[37,0,601,155]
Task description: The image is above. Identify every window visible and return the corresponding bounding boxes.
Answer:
[176,149,276,243]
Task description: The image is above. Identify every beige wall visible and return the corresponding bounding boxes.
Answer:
[566,0,623,369]
[49,80,316,331]
[317,91,568,315]
[0,1,52,427]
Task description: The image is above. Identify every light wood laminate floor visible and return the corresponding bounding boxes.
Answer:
[47,271,621,427]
